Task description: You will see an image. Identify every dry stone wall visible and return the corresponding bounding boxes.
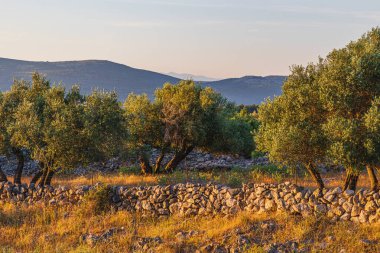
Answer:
[1,181,379,224]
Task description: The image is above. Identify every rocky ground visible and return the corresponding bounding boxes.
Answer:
[0,149,270,177]
[83,219,379,253]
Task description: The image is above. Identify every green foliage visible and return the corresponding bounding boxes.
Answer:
[155,80,226,152]
[364,97,380,166]
[209,107,257,157]
[251,150,265,158]
[84,90,126,163]
[2,73,126,184]
[256,27,380,189]
[319,27,380,173]
[123,93,163,158]
[237,104,259,114]
[250,164,290,182]
[9,75,87,173]
[0,78,30,156]
[124,80,255,172]
[256,63,327,168]
[118,165,141,175]
[83,185,113,215]
[157,171,207,185]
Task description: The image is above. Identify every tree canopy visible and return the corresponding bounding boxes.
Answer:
[256,27,380,190]
[124,80,255,173]
[256,63,327,188]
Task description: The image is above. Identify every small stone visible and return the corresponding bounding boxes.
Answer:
[359,210,368,223]
[264,199,276,211]
[315,204,327,214]
[364,200,377,212]
[332,187,342,195]
[368,214,378,223]
[226,198,237,208]
[343,189,355,197]
[340,213,350,221]
[351,206,361,217]
[342,202,353,212]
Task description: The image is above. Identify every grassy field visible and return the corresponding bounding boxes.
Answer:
[0,201,379,253]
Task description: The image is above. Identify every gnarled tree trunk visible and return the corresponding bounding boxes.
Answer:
[164,145,194,172]
[139,155,152,174]
[13,148,24,184]
[0,165,7,182]
[30,170,43,185]
[44,169,55,186]
[305,163,324,189]
[39,167,48,187]
[366,165,378,191]
[30,162,44,186]
[343,170,359,191]
[154,152,165,174]
[154,145,169,173]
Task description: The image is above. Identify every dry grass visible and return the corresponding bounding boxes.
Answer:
[0,202,379,253]
[20,169,372,190]
[52,174,158,188]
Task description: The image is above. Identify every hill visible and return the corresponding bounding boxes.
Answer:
[0,58,286,104]
[205,75,285,105]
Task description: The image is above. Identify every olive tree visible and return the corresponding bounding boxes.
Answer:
[364,97,380,190]
[0,78,30,184]
[124,80,254,173]
[320,28,380,190]
[0,91,7,182]
[207,104,255,158]
[256,63,327,189]
[123,93,164,173]
[83,90,126,166]
[11,80,87,186]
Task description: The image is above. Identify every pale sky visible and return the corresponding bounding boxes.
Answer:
[0,0,379,78]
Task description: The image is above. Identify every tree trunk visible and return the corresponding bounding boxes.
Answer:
[139,155,152,174]
[13,149,24,184]
[366,165,378,191]
[375,165,380,178]
[0,165,7,182]
[305,164,324,189]
[349,174,359,191]
[343,172,352,191]
[164,146,194,172]
[154,149,166,174]
[343,170,359,191]
[44,169,55,186]
[39,167,48,187]
[30,170,43,185]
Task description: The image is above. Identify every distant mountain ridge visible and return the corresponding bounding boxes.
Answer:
[166,72,220,82]
[0,57,286,104]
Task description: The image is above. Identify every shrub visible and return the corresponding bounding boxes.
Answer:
[118,165,141,175]
[250,164,289,182]
[157,171,208,185]
[82,184,113,215]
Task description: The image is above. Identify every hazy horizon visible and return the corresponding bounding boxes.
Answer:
[1,0,379,79]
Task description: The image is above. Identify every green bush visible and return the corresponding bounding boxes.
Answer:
[83,184,113,215]
[251,150,265,158]
[118,165,140,175]
[250,164,285,182]
[157,171,208,185]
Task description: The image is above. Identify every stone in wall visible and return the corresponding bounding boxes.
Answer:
[1,181,379,224]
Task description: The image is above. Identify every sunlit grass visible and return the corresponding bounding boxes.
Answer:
[0,202,378,252]
[20,168,372,191]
